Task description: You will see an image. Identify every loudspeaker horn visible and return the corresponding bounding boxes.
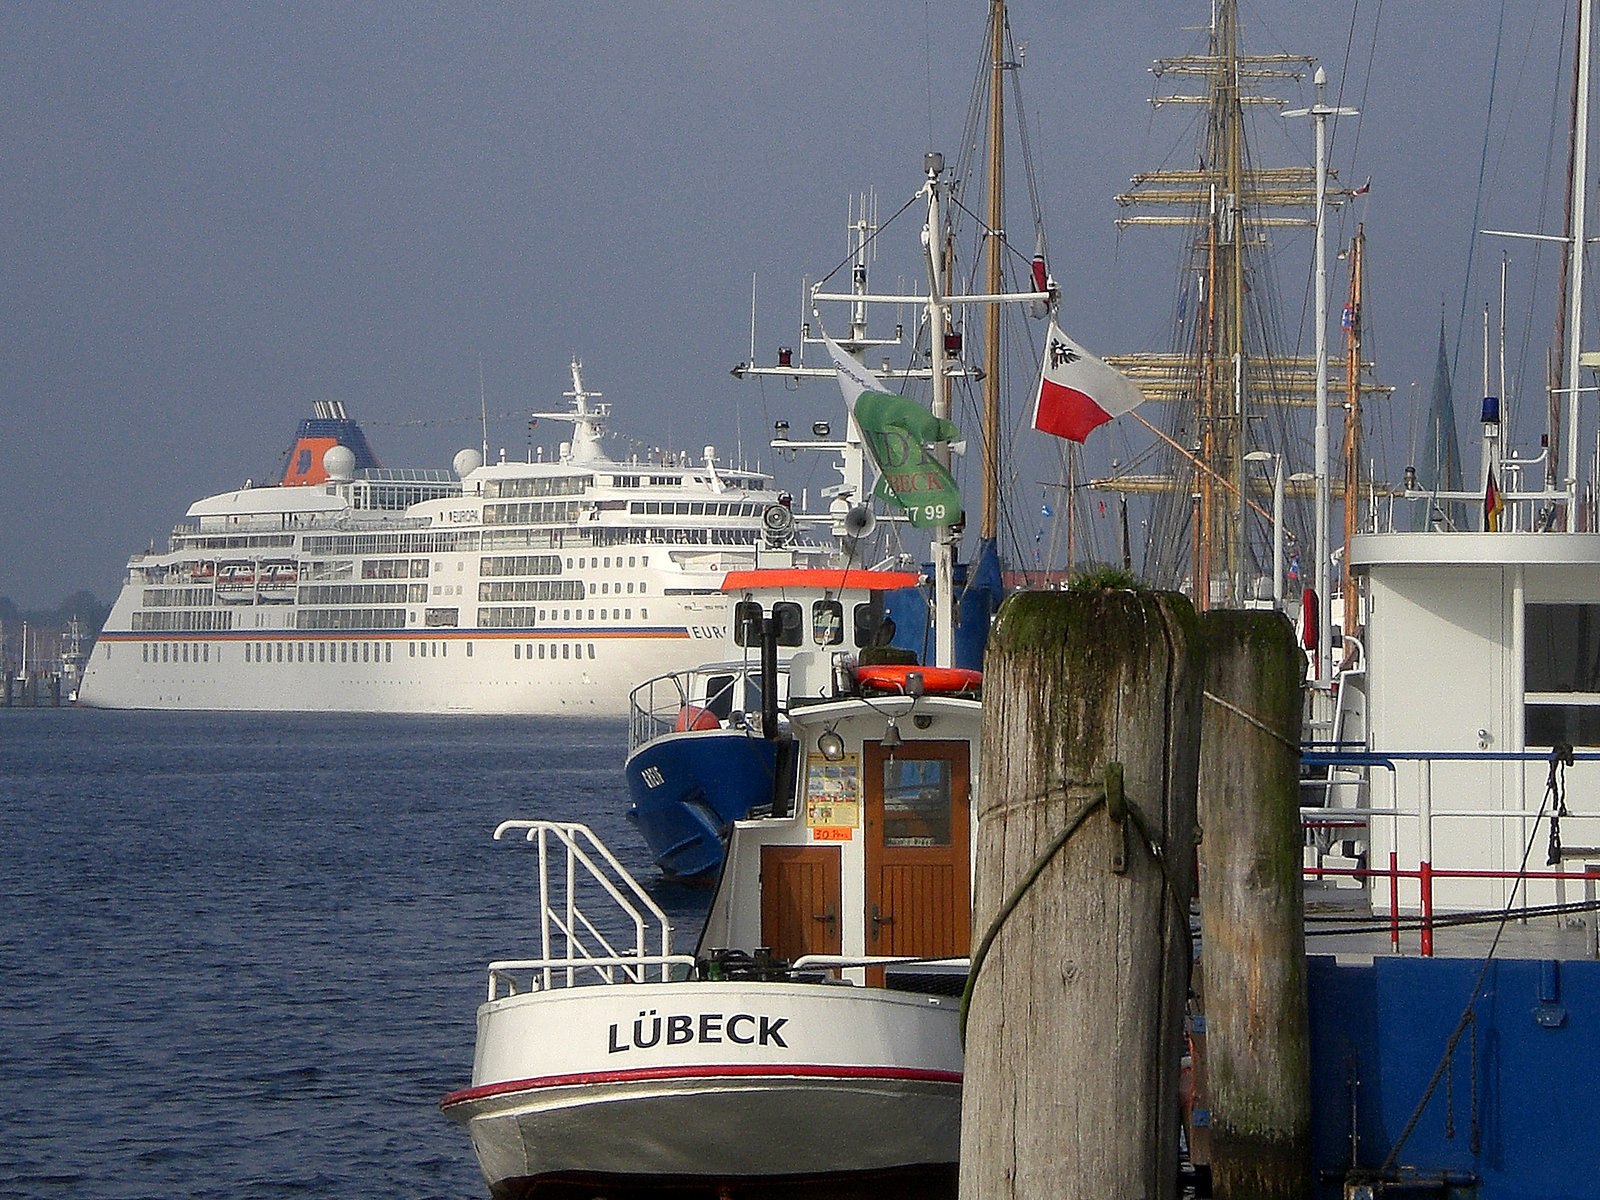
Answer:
[842,505,877,540]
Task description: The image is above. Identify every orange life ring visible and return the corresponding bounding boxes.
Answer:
[674,705,720,732]
[854,665,982,695]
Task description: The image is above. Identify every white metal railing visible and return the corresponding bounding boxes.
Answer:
[627,661,787,755]
[485,820,694,1000]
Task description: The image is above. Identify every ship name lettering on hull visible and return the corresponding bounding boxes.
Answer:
[607,1011,789,1053]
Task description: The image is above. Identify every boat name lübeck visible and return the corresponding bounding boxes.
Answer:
[607,1011,790,1053]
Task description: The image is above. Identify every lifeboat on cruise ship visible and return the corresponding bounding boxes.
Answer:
[214,562,256,600]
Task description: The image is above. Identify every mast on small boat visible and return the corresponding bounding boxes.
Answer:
[981,0,1006,544]
[924,154,958,668]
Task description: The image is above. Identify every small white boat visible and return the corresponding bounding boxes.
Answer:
[441,611,980,1196]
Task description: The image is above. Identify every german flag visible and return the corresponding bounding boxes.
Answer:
[1485,467,1505,532]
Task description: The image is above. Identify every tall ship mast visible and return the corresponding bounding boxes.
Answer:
[1100,0,1388,626]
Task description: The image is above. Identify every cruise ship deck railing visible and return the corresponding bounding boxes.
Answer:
[486,820,689,999]
[1300,748,1600,956]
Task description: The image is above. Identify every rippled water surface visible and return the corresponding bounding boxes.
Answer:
[0,710,710,1198]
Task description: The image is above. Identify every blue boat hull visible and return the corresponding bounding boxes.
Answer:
[625,730,781,881]
[1307,954,1600,1198]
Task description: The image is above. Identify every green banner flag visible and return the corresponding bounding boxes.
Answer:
[853,390,964,529]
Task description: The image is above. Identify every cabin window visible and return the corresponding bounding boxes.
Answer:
[588,644,596,660]
[143,645,149,662]
[514,644,521,660]
[1526,603,1600,745]
[813,600,844,646]
[705,673,738,721]
[466,642,473,658]
[538,644,545,659]
[881,758,953,847]
[774,602,804,647]
[385,644,392,663]
[733,600,763,647]
[853,600,890,649]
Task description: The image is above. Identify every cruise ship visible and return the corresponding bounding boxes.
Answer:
[77,362,820,714]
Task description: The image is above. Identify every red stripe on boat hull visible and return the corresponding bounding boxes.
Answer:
[440,1062,962,1110]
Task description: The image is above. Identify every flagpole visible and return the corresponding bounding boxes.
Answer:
[1285,66,1355,689]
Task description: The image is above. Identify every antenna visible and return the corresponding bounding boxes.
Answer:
[478,356,489,463]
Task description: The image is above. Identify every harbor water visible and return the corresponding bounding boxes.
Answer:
[0,710,713,1198]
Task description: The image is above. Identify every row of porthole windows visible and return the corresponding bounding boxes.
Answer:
[513,643,597,660]
[407,642,464,657]
[142,643,214,664]
[569,555,648,570]
[591,582,644,595]
[144,636,604,666]
[245,641,396,665]
[534,607,647,622]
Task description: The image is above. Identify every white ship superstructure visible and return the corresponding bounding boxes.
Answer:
[78,363,816,714]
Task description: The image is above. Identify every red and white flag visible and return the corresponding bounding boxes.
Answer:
[1031,318,1146,442]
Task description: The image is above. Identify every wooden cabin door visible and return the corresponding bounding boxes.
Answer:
[863,739,971,960]
[760,844,842,962]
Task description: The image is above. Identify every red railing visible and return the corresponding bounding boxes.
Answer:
[1300,748,1600,956]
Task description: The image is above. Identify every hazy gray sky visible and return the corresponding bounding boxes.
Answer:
[0,1,1578,607]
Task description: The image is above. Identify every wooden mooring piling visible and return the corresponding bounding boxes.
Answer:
[1196,609,1311,1200]
[960,589,1201,1200]
[960,594,1311,1199]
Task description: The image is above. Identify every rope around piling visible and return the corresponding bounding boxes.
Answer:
[958,771,1195,1048]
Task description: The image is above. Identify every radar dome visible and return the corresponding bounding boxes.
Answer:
[322,445,357,481]
[453,448,485,478]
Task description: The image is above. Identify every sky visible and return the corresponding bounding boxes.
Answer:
[0,0,1582,608]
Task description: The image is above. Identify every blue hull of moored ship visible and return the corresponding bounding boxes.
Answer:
[1306,955,1600,1198]
[625,730,780,881]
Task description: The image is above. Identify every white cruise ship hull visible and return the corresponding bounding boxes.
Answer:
[78,622,731,714]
